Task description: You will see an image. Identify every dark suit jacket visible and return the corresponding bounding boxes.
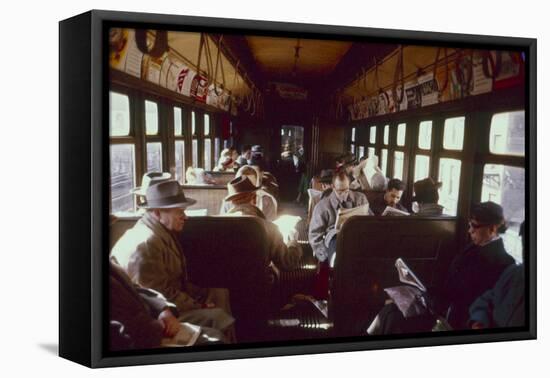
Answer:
[109,261,177,350]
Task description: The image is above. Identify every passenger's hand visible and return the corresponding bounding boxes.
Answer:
[158,309,181,337]
[471,321,485,330]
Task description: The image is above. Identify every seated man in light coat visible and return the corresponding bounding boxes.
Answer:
[111,180,235,341]
[308,170,370,264]
[224,176,302,271]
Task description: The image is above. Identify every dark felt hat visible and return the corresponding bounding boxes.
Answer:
[412,178,442,202]
[131,172,172,196]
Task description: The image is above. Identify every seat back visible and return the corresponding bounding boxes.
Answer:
[182,185,228,215]
[178,216,270,342]
[331,216,459,336]
[205,171,235,185]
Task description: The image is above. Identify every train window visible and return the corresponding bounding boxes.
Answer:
[489,111,525,156]
[394,151,404,179]
[443,116,465,150]
[174,107,183,136]
[414,155,430,181]
[369,126,376,144]
[381,149,388,175]
[109,92,130,136]
[204,139,212,170]
[438,158,462,215]
[175,141,185,184]
[191,111,196,135]
[144,100,159,135]
[418,121,432,149]
[110,144,135,213]
[351,127,356,142]
[350,144,355,154]
[481,164,525,262]
[358,146,365,158]
[214,137,221,163]
[146,142,162,172]
[397,123,406,146]
[204,114,210,136]
[368,147,375,159]
[383,125,389,145]
[192,139,198,168]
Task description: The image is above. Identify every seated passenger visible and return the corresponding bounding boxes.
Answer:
[469,220,525,329]
[335,152,357,184]
[214,148,236,172]
[111,180,235,339]
[224,176,302,271]
[185,167,217,185]
[219,165,278,221]
[367,201,516,334]
[369,178,407,215]
[351,155,387,192]
[307,169,333,224]
[236,144,252,167]
[249,145,267,171]
[411,178,444,216]
[308,170,370,263]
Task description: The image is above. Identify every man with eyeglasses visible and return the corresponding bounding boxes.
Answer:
[308,170,370,264]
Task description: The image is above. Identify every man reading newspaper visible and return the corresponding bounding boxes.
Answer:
[308,170,371,264]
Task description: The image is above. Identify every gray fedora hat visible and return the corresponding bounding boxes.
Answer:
[131,171,172,196]
[139,180,197,209]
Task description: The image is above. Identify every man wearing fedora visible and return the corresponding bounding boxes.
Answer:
[411,177,445,216]
[131,171,172,207]
[111,180,235,339]
[224,176,303,271]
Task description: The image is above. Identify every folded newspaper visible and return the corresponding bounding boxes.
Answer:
[383,258,428,318]
[161,322,201,347]
[381,206,410,216]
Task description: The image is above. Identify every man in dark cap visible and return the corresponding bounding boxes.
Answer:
[411,177,444,216]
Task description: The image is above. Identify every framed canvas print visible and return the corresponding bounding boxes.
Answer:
[59,9,536,368]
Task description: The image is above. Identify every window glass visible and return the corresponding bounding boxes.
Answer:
[369,126,377,144]
[368,147,376,159]
[481,164,525,262]
[174,107,183,136]
[110,144,135,213]
[204,139,212,170]
[418,121,432,149]
[394,151,404,180]
[145,100,159,135]
[175,141,185,184]
[204,114,210,136]
[191,111,196,135]
[146,142,162,172]
[192,139,198,168]
[414,155,430,182]
[351,127,356,142]
[109,92,130,136]
[489,111,525,156]
[350,144,355,154]
[358,146,365,158]
[383,125,389,145]
[397,123,406,146]
[381,149,388,175]
[443,116,465,150]
[438,158,462,215]
[214,137,221,164]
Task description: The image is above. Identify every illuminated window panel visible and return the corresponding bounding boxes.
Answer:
[109,92,130,136]
[394,151,404,180]
[146,142,162,172]
[174,107,183,136]
[175,141,185,184]
[383,125,389,145]
[381,149,388,175]
[414,155,430,182]
[204,139,212,170]
[110,144,135,213]
[438,158,462,215]
[369,126,377,144]
[145,100,159,135]
[397,123,406,146]
[489,111,525,156]
[418,121,432,149]
[443,116,465,150]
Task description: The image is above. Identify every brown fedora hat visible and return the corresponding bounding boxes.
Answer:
[140,180,197,209]
[412,177,442,202]
[224,176,260,202]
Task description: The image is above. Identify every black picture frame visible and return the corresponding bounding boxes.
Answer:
[59,9,536,368]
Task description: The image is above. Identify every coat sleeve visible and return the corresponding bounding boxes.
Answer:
[135,286,178,318]
[308,202,331,262]
[468,289,494,328]
[128,242,201,313]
